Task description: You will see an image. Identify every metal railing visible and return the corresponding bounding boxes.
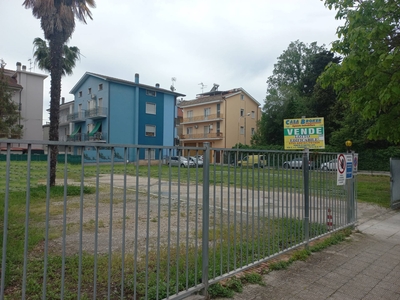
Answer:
[67,111,86,122]
[182,113,223,123]
[0,140,356,299]
[66,132,107,142]
[85,107,108,119]
[180,132,223,140]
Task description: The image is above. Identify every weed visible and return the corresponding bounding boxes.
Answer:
[241,272,264,286]
[208,283,234,298]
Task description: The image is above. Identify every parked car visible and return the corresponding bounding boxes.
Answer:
[282,157,315,169]
[168,156,195,167]
[236,155,267,168]
[189,156,203,167]
[320,159,337,171]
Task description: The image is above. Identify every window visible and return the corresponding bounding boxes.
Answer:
[240,126,244,135]
[98,84,103,91]
[146,90,156,97]
[145,149,156,160]
[146,102,156,114]
[240,109,244,117]
[145,125,156,137]
[187,110,193,119]
[98,98,103,108]
[204,108,211,119]
[251,128,255,135]
[88,88,92,94]
[241,94,244,100]
[79,91,82,97]
[204,126,210,134]
[251,111,255,118]
[187,127,193,134]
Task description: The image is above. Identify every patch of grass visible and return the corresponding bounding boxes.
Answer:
[208,283,234,298]
[357,175,390,208]
[0,185,95,290]
[240,272,264,285]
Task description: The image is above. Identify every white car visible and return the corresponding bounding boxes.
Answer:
[189,156,203,167]
[320,159,337,171]
[282,157,315,169]
[168,156,195,167]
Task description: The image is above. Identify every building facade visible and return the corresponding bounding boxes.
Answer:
[178,85,261,162]
[68,72,185,162]
[3,62,47,141]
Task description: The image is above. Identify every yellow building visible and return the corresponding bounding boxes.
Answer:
[178,85,261,162]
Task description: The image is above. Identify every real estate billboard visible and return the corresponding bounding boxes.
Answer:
[283,117,325,150]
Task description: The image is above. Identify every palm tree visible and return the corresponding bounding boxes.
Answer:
[23,0,96,186]
[33,37,81,75]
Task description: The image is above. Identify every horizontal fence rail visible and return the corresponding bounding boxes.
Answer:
[0,140,356,299]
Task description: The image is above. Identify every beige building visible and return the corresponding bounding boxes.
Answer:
[178,85,261,162]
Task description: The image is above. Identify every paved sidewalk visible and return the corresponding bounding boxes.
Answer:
[217,203,400,300]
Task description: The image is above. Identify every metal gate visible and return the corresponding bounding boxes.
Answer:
[390,158,400,209]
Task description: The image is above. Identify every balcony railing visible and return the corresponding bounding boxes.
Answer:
[180,132,223,140]
[85,107,108,119]
[182,113,223,124]
[67,132,107,142]
[67,111,86,122]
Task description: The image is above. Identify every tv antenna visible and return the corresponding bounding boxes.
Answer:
[170,77,176,92]
[0,58,6,68]
[199,82,207,93]
[28,58,33,71]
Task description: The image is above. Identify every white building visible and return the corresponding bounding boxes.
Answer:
[3,62,47,141]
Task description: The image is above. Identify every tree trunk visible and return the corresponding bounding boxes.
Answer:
[48,35,64,186]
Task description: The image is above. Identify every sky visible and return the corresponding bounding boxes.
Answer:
[0,0,342,124]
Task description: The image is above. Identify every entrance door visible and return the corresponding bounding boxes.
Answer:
[390,158,400,209]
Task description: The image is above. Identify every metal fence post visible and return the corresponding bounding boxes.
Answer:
[201,142,210,296]
[347,152,355,224]
[302,148,310,249]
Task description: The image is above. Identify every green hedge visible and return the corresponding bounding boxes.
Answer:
[357,146,400,171]
[0,154,81,164]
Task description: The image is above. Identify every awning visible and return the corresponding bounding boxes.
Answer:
[70,125,81,137]
[89,122,101,137]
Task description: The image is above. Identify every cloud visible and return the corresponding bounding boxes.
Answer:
[1,0,342,123]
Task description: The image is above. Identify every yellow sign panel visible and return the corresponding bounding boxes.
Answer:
[283,117,325,150]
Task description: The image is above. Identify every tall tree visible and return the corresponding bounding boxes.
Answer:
[33,37,81,76]
[0,60,23,139]
[23,0,95,186]
[257,41,337,146]
[321,0,400,143]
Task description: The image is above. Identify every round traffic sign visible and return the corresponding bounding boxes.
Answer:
[338,154,345,174]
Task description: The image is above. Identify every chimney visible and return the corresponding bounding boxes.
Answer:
[155,83,160,88]
[134,73,139,84]
[61,97,65,104]
[16,62,21,71]
[22,65,26,71]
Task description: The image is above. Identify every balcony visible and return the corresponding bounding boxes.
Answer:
[182,112,224,124]
[180,132,223,140]
[85,107,108,119]
[67,111,86,122]
[67,132,107,142]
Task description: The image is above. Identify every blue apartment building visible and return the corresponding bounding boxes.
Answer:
[68,72,185,162]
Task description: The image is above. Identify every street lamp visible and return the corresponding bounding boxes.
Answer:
[345,140,352,153]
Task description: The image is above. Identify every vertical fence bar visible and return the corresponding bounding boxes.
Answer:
[201,142,210,297]
[303,149,310,248]
[22,144,32,299]
[61,149,68,299]
[0,144,11,299]
[93,146,100,299]
[42,143,53,300]
[77,146,85,300]
[121,147,128,299]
